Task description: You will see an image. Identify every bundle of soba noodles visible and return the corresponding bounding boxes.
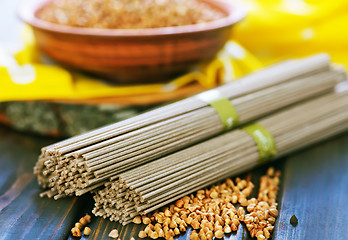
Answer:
[93,82,348,224]
[34,54,344,201]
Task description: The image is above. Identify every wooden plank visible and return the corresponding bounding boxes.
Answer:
[2,123,348,240]
[274,133,348,240]
[0,127,68,239]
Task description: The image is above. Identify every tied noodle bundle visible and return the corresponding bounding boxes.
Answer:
[93,83,348,225]
[35,54,344,202]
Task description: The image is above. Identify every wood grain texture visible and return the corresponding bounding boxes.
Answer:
[274,133,348,240]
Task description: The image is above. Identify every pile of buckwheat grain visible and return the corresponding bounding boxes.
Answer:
[132,167,280,240]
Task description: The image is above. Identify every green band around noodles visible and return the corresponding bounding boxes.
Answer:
[196,89,239,130]
[242,123,277,162]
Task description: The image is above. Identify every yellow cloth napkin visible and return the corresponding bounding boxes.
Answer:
[0,26,261,103]
[2,1,348,103]
[233,0,348,68]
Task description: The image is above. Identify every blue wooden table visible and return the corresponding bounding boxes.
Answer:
[1,126,347,240]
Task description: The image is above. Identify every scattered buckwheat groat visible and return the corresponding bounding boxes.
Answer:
[109,229,119,239]
[71,214,93,238]
[133,174,249,239]
[244,168,281,240]
[133,167,280,240]
[71,227,82,237]
[83,227,92,235]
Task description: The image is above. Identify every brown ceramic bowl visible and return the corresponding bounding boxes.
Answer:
[19,0,246,84]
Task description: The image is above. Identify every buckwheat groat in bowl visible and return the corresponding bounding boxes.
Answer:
[19,0,245,83]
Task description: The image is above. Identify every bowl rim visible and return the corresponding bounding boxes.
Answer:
[18,0,246,37]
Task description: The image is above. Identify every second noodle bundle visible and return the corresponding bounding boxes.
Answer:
[93,83,348,224]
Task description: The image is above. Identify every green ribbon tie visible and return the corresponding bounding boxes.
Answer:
[242,123,277,162]
[196,89,239,130]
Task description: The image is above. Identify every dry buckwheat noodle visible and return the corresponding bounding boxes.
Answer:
[34,54,345,211]
[92,81,348,224]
